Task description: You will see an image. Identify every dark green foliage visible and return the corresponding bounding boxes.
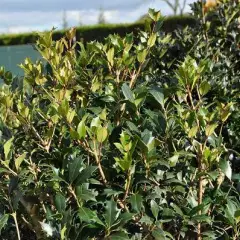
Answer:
[0,1,240,239]
[0,15,197,47]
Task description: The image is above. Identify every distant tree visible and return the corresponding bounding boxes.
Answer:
[62,10,68,30]
[78,12,83,26]
[98,8,106,24]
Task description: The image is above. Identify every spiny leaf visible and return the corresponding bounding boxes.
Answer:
[79,207,104,226]
[129,194,143,213]
[69,157,84,183]
[104,200,120,228]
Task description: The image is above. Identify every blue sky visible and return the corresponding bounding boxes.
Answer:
[0,0,195,34]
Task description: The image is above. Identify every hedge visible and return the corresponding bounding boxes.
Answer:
[0,15,197,46]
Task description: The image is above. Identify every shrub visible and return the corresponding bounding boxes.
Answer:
[0,15,197,47]
[0,1,240,240]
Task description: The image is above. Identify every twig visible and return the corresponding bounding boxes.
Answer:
[12,212,21,240]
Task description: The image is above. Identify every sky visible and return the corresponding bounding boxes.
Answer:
[0,0,195,34]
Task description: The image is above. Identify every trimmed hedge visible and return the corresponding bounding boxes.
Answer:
[0,15,197,46]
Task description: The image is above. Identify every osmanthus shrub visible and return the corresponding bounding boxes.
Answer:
[0,1,240,240]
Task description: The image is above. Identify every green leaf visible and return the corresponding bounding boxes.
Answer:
[148,33,157,47]
[192,214,211,224]
[60,225,67,240]
[234,209,240,223]
[121,83,134,102]
[99,108,107,120]
[152,228,174,240]
[148,8,156,21]
[77,120,86,139]
[150,200,159,220]
[69,157,84,183]
[129,194,143,213]
[97,126,108,143]
[162,208,175,218]
[90,116,101,128]
[75,165,97,184]
[169,155,179,167]
[110,232,130,240]
[58,99,69,116]
[148,9,161,21]
[137,49,148,63]
[79,207,104,226]
[199,81,211,95]
[15,153,26,171]
[114,153,132,172]
[139,215,154,225]
[55,193,66,212]
[4,137,14,160]
[76,184,98,202]
[220,159,232,180]
[119,212,134,225]
[150,89,164,108]
[152,229,165,240]
[188,125,198,138]
[0,214,9,234]
[170,203,183,216]
[107,47,114,66]
[104,200,120,228]
[66,110,75,124]
[205,123,218,137]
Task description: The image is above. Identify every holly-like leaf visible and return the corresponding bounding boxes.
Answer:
[4,137,14,160]
[220,159,232,180]
[205,124,218,137]
[129,194,143,213]
[122,83,134,102]
[55,193,66,212]
[79,207,104,226]
[0,214,9,234]
[69,156,84,183]
[104,200,120,228]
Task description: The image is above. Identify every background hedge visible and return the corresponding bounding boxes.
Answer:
[0,15,197,46]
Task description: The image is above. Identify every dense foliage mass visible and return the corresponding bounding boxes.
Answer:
[0,1,240,239]
[0,15,196,47]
